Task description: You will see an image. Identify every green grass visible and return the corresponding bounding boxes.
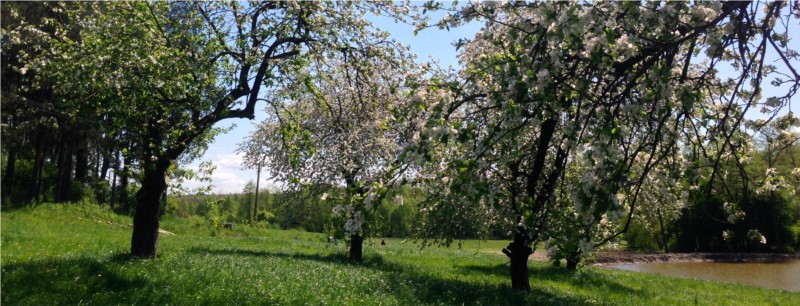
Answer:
[2,203,798,305]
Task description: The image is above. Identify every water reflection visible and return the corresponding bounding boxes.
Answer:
[610,261,800,292]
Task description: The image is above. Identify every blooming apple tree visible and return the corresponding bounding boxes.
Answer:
[241,40,432,260]
[415,0,799,290]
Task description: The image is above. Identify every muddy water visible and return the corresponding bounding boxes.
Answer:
[610,261,800,292]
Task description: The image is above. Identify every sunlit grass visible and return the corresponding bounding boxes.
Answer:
[2,203,798,305]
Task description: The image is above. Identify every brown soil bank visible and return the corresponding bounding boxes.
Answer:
[589,251,800,265]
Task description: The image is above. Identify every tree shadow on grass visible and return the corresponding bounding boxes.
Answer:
[458,262,646,298]
[188,246,599,305]
[187,246,389,268]
[1,255,157,305]
[529,264,646,295]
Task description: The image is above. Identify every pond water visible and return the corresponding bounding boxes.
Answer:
[609,261,800,292]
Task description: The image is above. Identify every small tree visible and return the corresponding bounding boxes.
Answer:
[242,42,430,260]
[243,180,256,222]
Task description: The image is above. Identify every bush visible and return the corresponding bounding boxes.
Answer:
[623,222,661,252]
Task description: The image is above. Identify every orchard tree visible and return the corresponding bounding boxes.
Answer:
[6,1,415,258]
[241,42,431,261]
[416,1,798,290]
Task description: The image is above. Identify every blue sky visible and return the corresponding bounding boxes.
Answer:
[184,11,484,194]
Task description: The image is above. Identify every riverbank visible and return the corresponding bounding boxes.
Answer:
[590,251,800,265]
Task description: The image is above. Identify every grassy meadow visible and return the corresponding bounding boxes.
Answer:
[2,203,798,305]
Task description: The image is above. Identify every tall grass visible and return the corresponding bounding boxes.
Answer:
[2,203,798,305]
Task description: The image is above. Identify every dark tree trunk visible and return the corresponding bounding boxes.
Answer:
[656,208,669,252]
[94,147,101,180]
[2,145,17,197]
[30,130,46,203]
[130,159,170,258]
[566,252,581,270]
[74,143,89,183]
[110,149,120,209]
[55,137,74,203]
[60,142,74,201]
[54,138,65,201]
[349,233,363,261]
[120,152,130,209]
[99,153,110,181]
[503,227,533,291]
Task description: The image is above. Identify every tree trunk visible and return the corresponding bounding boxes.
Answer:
[656,208,669,252]
[566,252,581,270]
[130,159,169,258]
[99,152,110,181]
[110,149,120,209]
[502,227,532,291]
[349,233,363,261]
[120,152,130,210]
[94,147,102,180]
[74,143,89,183]
[55,137,73,203]
[2,145,17,198]
[30,134,45,203]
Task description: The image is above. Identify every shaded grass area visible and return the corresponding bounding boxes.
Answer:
[2,203,798,305]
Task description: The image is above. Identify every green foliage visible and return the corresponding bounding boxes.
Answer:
[623,222,662,252]
[3,203,799,305]
[0,156,57,207]
[386,204,416,238]
[667,140,800,253]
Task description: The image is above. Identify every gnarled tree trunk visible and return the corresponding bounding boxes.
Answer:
[503,227,533,291]
[2,145,17,198]
[130,158,170,258]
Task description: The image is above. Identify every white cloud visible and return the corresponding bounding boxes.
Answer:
[210,171,249,194]
[177,152,281,194]
[213,153,245,169]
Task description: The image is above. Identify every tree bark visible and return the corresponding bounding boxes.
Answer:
[110,149,120,209]
[349,233,363,261]
[130,159,170,258]
[566,252,581,270]
[502,227,533,291]
[74,142,89,183]
[2,145,17,198]
[120,151,130,209]
[99,152,110,181]
[30,134,46,203]
[55,137,74,203]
